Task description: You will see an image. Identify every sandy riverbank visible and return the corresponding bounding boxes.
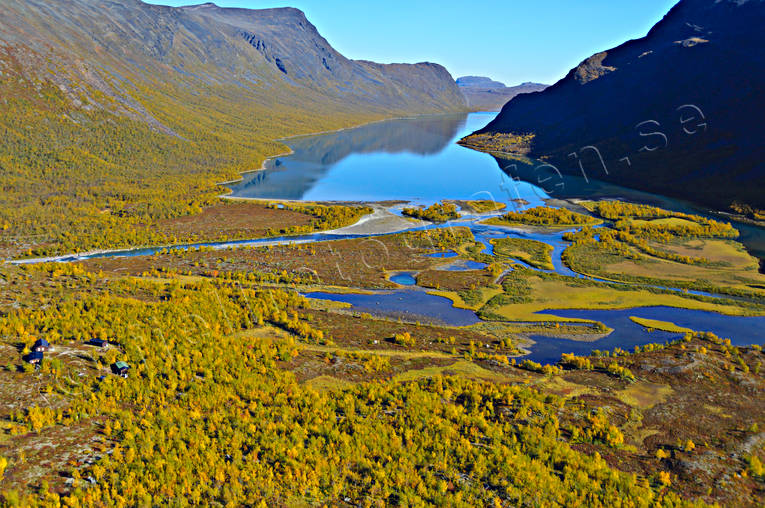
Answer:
[324,205,427,236]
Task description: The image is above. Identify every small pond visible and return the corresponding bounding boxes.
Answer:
[437,260,488,271]
[425,251,458,259]
[389,273,417,286]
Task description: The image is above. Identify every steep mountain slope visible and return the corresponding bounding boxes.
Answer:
[456,76,547,111]
[0,0,466,257]
[0,0,466,125]
[462,0,765,210]
[181,3,466,112]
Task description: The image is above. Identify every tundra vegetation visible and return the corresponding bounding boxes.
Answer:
[447,200,506,214]
[0,202,763,506]
[0,68,387,261]
[2,0,763,503]
[562,201,764,298]
[0,51,763,505]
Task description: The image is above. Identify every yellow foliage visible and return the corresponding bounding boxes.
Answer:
[657,471,672,486]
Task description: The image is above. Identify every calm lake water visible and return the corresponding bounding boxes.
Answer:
[303,286,765,363]
[226,111,764,261]
[228,113,550,208]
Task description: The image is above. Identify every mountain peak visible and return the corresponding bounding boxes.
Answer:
[456,76,506,88]
[180,2,308,19]
[0,0,466,128]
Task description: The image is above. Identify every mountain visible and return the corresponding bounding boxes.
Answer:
[456,76,547,111]
[456,76,507,89]
[460,0,765,210]
[0,0,466,129]
[0,0,466,256]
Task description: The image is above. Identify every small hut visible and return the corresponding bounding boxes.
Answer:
[32,339,50,352]
[88,338,109,349]
[26,351,44,365]
[111,361,130,378]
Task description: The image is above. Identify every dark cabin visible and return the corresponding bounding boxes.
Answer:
[88,338,109,349]
[26,351,44,365]
[32,338,50,352]
[111,361,130,378]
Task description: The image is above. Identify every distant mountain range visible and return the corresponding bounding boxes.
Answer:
[0,0,466,134]
[456,76,548,111]
[462,0,765,210]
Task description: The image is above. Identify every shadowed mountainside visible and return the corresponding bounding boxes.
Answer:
[461,0,765,211]
[456,76,548,111]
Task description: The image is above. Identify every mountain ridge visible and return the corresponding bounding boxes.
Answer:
[456,76,548,111]
[0,0,467,130]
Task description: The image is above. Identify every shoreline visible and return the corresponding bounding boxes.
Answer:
[458,141,765,238]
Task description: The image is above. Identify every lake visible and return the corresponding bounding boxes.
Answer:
[525,306,765,364]
[227,113,550,208]
[303,290,480,327]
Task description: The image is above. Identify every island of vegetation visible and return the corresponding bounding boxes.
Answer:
[629,316,693,333]
[446,200,506,214]
[483,205,602,228]
[401,202,460,223]
[491,237,555,270]
[729,202,765,227]
[456,132,535,155]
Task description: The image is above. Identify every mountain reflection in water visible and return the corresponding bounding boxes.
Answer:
[227,113,549,206]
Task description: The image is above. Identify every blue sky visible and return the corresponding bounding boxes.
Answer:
[145,0,679,85]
